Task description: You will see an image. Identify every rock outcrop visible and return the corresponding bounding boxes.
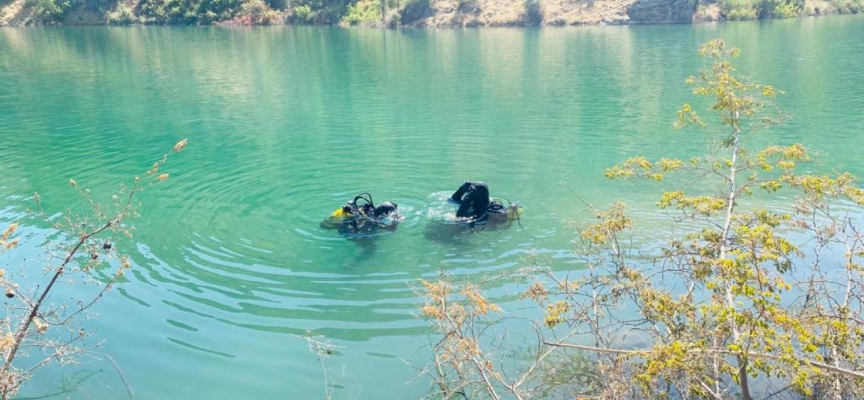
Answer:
[402,0,639,27]
[0,0,34,26]
[627,0,696,23]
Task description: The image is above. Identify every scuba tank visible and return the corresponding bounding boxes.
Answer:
[321,193,400,231]
[328,206,350,220]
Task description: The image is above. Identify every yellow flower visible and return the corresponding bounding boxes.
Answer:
[0,334,14,352]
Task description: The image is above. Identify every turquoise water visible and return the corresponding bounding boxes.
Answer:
[1,17,864,399]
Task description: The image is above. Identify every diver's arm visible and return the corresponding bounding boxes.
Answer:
[473,201,490,221]
[456,200,473,218]
[450,181,473,203]
[456,188,478,218]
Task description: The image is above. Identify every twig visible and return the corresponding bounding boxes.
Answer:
[91,352,134,399]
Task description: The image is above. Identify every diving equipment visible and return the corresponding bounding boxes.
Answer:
[321,193,401,234]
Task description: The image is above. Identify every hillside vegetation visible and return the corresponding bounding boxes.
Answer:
[0,0,861,26]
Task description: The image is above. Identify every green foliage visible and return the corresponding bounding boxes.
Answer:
[135,0,246,24]
[833,0,864,12]
[408,39,864,400]
[238,0,282,24]
[17,0,842,25]
[107,3,138,24]
[769,0,800,16]
[26,0,122,24]
[720,0,759,19]
[341,0,380,25]
[290,4,316,22]
[27,0,72,23]
[760,0,803,17]
[580,202,632,245]
[719,0,802,19]
[132,0,285,25]
[85,0,122,12]
[284,0,351,23]
[526,39,864,399]
[263,0,286,9]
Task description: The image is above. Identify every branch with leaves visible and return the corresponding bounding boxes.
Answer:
[0,139,187,400]
[542,39,864,399]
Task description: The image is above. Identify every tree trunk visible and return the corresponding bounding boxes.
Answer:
[718,114,752,400]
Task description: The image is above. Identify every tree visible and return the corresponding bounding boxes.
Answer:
[544,38,864,399]
[422,39,864,399]
[0,139,187,399]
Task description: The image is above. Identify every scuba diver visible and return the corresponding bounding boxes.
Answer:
[424,180,524,246]
[449,181,522,227]
[321,193,401,238]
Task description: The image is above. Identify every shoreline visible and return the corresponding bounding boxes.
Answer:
[0,15,850,27]
[1,0,860,28]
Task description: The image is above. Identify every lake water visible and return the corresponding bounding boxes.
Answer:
[1,17,864,399]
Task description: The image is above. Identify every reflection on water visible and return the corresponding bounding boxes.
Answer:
[1,17,864,399]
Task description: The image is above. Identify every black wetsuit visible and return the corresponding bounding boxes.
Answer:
[450,181,503,222]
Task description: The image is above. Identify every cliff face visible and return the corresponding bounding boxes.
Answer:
[401,0,638,27]
[397,0,843,27]
[627,0,696,23]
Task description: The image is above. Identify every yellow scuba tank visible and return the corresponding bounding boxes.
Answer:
[321,207,352,229]
[330,207,349,220]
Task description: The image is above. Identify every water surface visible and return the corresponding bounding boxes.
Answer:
[1,17,864,399]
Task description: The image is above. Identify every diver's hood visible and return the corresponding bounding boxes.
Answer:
[375,202,398,217]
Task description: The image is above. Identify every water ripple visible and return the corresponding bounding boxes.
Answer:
[3,21,864,399]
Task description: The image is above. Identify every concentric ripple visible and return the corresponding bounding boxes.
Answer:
[2,18,864,399]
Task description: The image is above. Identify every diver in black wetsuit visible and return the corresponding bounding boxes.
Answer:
[321,193,400,237]
[449,181,508,224]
